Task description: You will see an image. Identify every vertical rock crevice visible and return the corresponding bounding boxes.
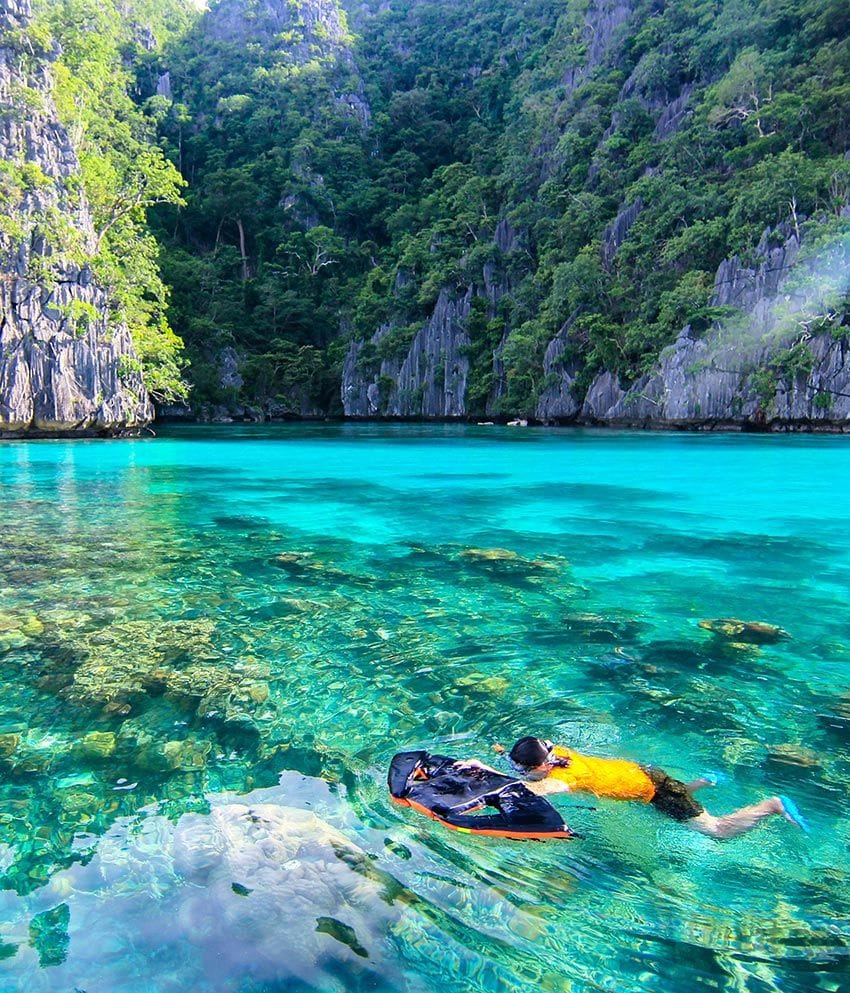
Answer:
[341,286,473,418]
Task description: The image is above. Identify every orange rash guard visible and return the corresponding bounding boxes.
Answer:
[547,745,656,802]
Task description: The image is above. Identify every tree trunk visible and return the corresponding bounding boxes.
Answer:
[236,217,249,282]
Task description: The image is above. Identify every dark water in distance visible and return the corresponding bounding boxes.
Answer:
[0,424,847,992]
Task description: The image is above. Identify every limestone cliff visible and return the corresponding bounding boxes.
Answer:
[342,286,473,417]
[0,0,152,436]
[345,214,850,429]
[198,0,369,132]
[544,219,850,430]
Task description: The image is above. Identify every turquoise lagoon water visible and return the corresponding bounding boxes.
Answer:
[0,423,847,993]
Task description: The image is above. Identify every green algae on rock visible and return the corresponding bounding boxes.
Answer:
[452,673,511,696]
[75,732,117,760]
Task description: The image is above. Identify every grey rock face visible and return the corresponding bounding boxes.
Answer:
[217,346,243,391]
[0,0,152,435]
[494,217,521,255]
[654,83,694,140]
[155,71,172,98]
[602,198,643,269]
[559,0,632,97]
[342,287,472,417]
[341,326,396,418]
[0,0,28,28]
[576,226,850,428]
[483,218,524,411]
[536,316,583,421]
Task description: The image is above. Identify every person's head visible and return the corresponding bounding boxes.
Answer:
[509,736,555,774]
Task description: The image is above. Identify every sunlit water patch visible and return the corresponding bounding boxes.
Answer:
[0,424,847,992]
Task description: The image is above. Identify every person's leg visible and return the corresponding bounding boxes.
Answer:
[687,796,794,839]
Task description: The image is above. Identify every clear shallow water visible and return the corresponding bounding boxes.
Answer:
[0,423,847,993]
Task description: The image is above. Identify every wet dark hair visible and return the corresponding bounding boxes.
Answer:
[508,736,551,769]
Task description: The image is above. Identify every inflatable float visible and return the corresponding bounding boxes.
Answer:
[388,750,579,840]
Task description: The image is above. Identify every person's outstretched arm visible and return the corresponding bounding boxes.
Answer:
[524,777,571,796]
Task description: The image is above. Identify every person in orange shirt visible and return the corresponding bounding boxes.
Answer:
[459,737,808,839]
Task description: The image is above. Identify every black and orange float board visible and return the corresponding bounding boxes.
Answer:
[388,750,578,840]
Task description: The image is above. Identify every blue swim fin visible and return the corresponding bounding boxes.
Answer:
[779,795,810,833]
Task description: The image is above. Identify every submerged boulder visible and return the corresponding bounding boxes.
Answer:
[75,731,117,760]
[452,673,510,696]
[458,547,565,576]
[765,743,822,768]
[698,618,791,644]
[134,736,212,773]
[817,693,850,741]
[563,611,644,643]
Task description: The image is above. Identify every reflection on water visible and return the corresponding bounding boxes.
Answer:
[0,424,848,992]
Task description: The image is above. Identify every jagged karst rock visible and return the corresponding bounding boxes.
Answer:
[342,286,472,417]
[556,0,633,107]
[536,314,584,421]
[342,208,528,419]
[542,220,850,428]
[653,84,694,140]
[346,0,850,429]
[0,0,152,435]
[602,199,643,270]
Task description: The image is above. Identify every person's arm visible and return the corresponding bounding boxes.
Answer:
[524,776,571,796]
[452,758,500,774]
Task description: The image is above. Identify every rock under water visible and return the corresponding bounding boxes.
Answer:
[3,795,404,992]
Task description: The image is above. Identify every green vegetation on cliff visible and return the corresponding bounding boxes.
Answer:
[147,0,849,416]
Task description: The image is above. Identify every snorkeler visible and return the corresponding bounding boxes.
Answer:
[458,737,809,839]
